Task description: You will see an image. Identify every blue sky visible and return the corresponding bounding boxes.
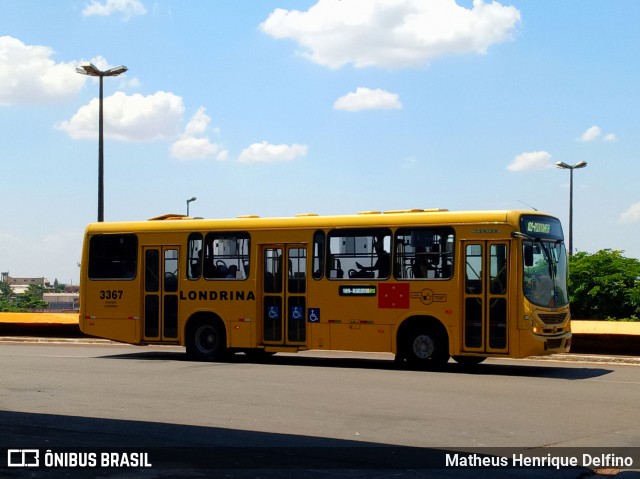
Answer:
[1,0,639,285]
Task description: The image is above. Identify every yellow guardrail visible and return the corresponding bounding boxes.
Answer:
[571,320,640,335]
[0,312,79,325]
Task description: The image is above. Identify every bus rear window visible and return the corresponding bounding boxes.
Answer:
[88,234,138,280]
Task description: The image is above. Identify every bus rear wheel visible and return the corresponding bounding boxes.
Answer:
[186,319,227,361]
[403,328,449,369]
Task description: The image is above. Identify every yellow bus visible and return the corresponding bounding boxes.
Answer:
[79,209,571,366]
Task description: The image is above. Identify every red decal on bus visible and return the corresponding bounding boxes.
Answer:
[378,283,410,309]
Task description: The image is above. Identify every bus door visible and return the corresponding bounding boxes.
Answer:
[142,246,179,342]
[261,245,307,347]
[462,241,509,354]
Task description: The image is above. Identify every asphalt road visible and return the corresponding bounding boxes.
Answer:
[1,341,639,478]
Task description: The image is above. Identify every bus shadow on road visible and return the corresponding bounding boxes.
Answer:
[0,410,615,479]
[100,349,613,381]
[445,362,614,380]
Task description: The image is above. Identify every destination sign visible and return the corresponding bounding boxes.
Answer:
[519,215,564,240]
[525,222,551,234]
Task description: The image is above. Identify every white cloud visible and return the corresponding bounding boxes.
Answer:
[56,91,185,142]
[579,125,601,142]
[170,107,228,161]
[260,0,521,69]
[334,87,402,111]
[238,141,308,164]
[0,36,85,106]
[171,137,226,161]
[58,94,228,160]
[578,125,618,143]
[183,107,210,136]
[120,76,141,89]
[619,202,640,224]
[83,0,147,19]
[507,151,553,172]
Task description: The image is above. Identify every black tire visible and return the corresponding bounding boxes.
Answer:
[186,319,227,361]
[403,328,449,368]
[452,355,486,366]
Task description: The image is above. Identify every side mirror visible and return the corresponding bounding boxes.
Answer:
[524,244,534,267]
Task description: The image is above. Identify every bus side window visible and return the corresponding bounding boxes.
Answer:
[327,228,391,280]
[187,233,203,280]
[312,230,325,279]
[465,244,482,293]
[203,232,250,280]
[394,227,455,280]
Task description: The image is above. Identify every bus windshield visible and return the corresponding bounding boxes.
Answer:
[520,215,569,307]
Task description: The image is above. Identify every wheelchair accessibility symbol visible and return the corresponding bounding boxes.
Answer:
[308,308,320,323]
[291,306,304,320]
[268,306,280,319]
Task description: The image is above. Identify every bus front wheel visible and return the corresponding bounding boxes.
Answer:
[403,328,449,368]
[186,319,227,361]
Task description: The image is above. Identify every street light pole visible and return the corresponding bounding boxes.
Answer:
[98,74,104,223]
[556,160,587,255]
[186,197,197,216]
[75,63,128,222]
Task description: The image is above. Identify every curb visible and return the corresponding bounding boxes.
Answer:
[0,323,85,338]
[570,334,640,356]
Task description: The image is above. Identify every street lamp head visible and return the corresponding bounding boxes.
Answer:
[75,62,101,76]
[75,63,128,77]
[556,160,587,256]
[574,160,588,169]
[556,160,588,170]
[104,65,128,77]
[186,197,197,216]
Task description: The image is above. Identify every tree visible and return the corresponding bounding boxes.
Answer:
[0,281,21,312]
[568,249,640,320]
[52,279,66,293]
[15,284,48,310]
[0,283,48,312]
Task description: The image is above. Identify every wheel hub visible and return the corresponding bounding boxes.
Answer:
[413,334,435,359]
[197,326,216,352]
